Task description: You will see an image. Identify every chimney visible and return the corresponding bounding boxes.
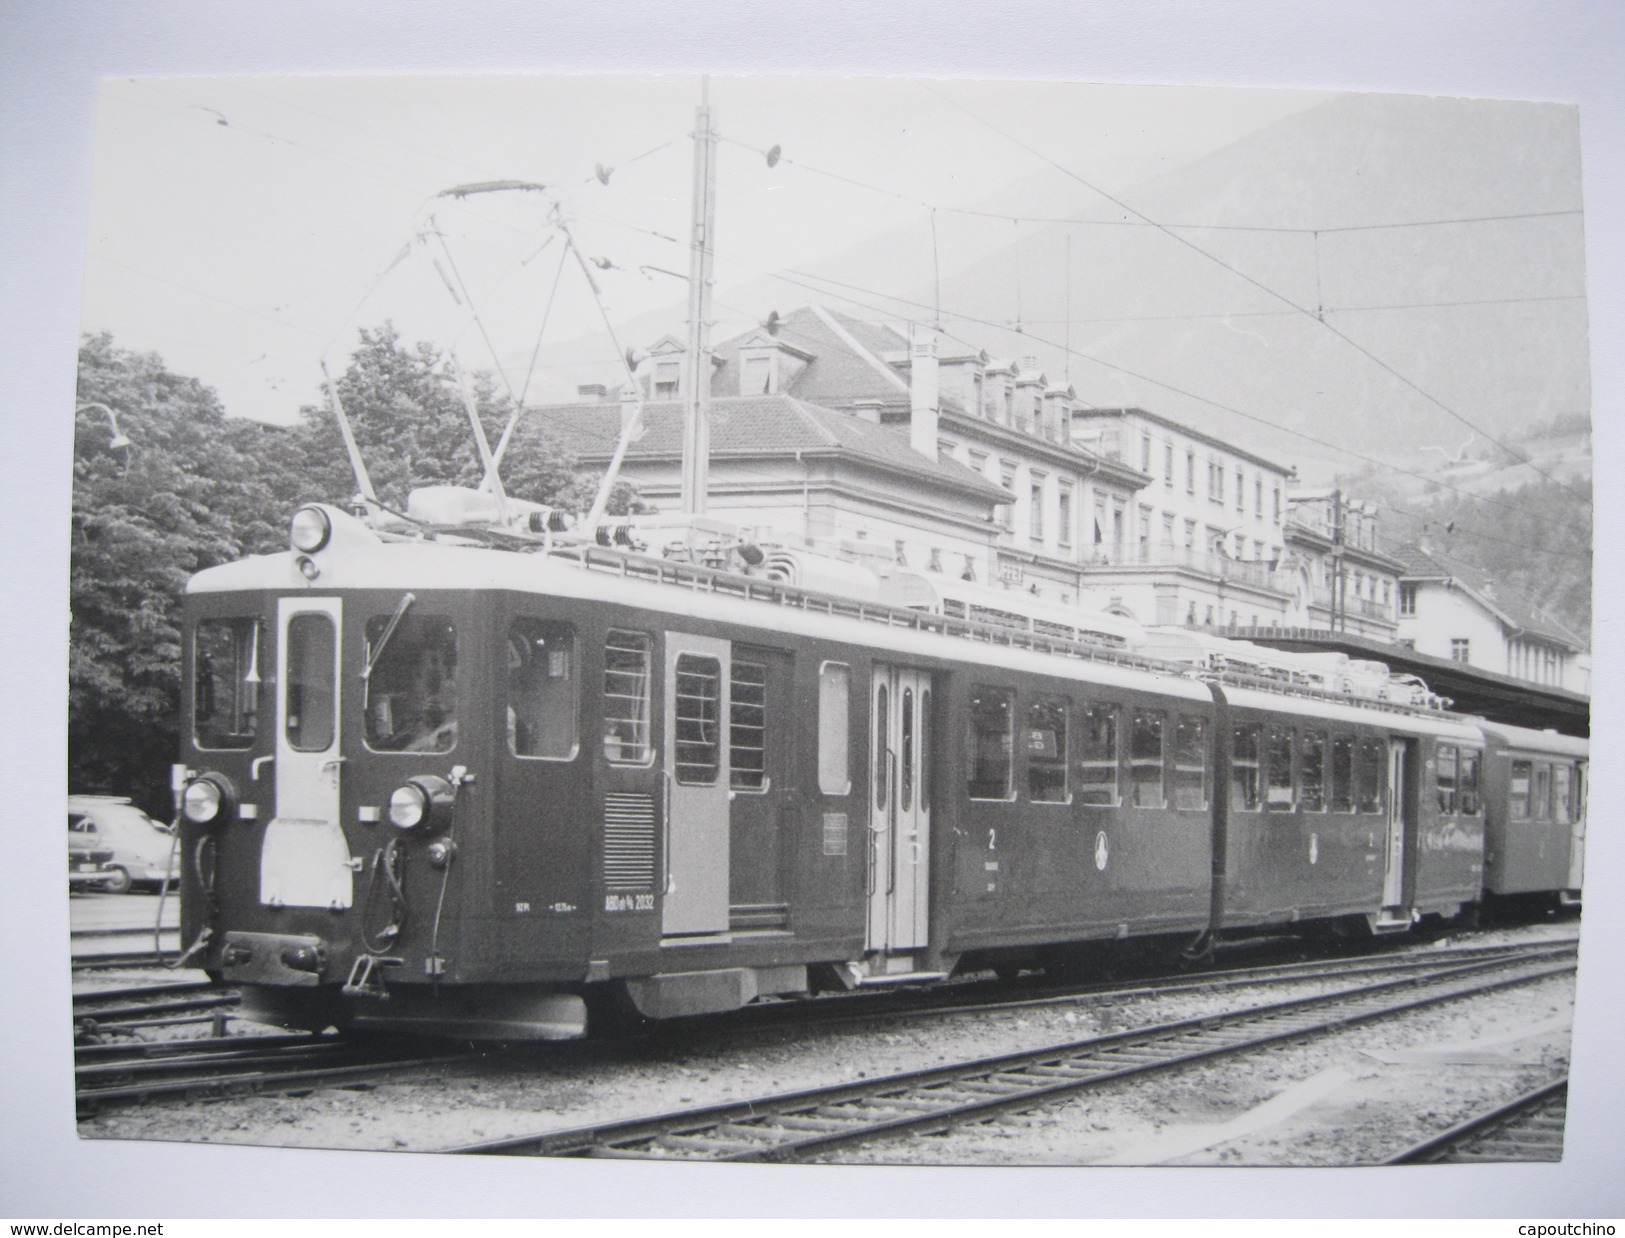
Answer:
[909,322,940,458]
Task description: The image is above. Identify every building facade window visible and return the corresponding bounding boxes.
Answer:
[1030,480,1045,541]
[1187,449,1197,495]
[1451,638,1471,663]
[1164,443,1174,487]
[1058,486,1073,547]
[1398,583,1417,616]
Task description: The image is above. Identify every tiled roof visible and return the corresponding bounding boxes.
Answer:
[711,306,911,405]
[535,393,1011,502]
[1393,542,1586,649]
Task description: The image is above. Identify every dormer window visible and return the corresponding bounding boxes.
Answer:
[653,360,681,399]
[741,351,774,395]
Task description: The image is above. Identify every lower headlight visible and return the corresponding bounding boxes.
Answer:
[388,784,428,829]
[182,776,225,824]
[387,774,455,832]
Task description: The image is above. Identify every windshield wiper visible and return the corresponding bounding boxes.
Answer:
[361,592,416,681]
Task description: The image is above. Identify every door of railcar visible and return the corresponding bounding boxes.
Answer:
[726,647,792,928]
[1567,761,1587,892]
[662,633,731,936]
[1382,739,1411,911]
[263,596,353,909]
[867,665,932,952]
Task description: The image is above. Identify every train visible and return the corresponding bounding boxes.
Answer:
[173,488,1586,1039]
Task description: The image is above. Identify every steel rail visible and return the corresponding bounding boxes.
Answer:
[75,1039,461,1110]
[1383,1077,1568,1164]
[447,944,1576,1162]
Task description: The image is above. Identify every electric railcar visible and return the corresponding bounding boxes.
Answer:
[173,497,1585,1039]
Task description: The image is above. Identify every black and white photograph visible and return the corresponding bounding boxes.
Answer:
[5,1,1624,1223]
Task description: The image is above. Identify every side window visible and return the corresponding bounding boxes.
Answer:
[194,617,261,750]
[1300,731,1326,812]
[920,689,933,812]
[1329,735,1355,813]
[1172,716,1207,811]
[967,687,1014,800]
[673,654,722,785]
[1027,697,1070,803]
[1436,743,1458,815]
[1552,763,1572,825]
[1265,728,1295,811]
[1356,739,1385,814]
[602,630,652,765]
[817,662,851,795]
[1232,723,1262,812]
[286,612,337,753]
[1532,763,1552,822]
[1077,702,1119,805]
[506,619,577,760]
[1459,749,1482,815]
[874,682,891,810]
[1509,759,1532,820]
[901,687,916,811]
[729,661,768,792]
[1129,709,1165,808]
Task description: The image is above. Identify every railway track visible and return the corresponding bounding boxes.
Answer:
[73,980,240,1040]
[1384,1078,1568,1164]
[75,1031,462,1113]
[448,941,1576,1162]
[714,936,1578,1036]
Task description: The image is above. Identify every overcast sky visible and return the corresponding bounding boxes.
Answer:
[81,75,1334,424]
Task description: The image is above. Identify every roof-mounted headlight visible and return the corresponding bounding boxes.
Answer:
[291,506,332,554]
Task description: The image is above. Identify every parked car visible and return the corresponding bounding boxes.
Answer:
[68,835,117,892]
[67,795,180,893]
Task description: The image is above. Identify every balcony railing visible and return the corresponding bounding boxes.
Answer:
[1080,545,1287,592]
[1310,588,1395,622]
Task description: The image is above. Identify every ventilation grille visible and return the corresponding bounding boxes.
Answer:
[604,792,656,891]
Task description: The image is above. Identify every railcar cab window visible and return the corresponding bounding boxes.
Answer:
[1077,702,1119,805]
[1300,731,1327,812]
[506,619,577,760]
[1329,736,1355,812]
[967,687,1014,800]
[1265,728,1294,811]
[363,615,458,753]
[1172,716,1207,810]
[1356,738,1385,814]
[1232,724,1262,812]
[817,662,851,795]
[1129,709,1165,808]
[193,617,260,750]
[1027,698,1069,803]
[602,630,652,765]
[285,613,337,752]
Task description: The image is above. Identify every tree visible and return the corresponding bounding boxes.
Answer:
[71,335,265,814]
